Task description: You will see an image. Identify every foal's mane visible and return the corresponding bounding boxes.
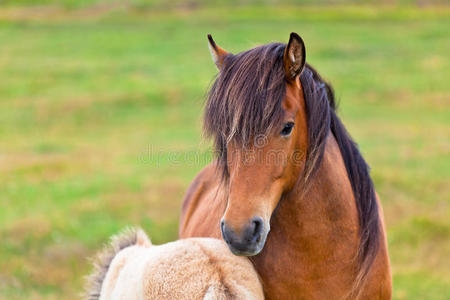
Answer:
[84,227,150,300]
[204,42,380,291]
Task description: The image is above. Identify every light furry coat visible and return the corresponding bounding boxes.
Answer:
[85,228,264,300]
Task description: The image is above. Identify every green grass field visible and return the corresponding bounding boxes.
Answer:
[0,3,449,299]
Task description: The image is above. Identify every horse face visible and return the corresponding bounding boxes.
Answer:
[208,33,307,256]
[220,79,307,256]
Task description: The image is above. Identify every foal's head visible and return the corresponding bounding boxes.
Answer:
[205,33,308,255]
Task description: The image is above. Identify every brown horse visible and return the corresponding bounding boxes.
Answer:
[179,33,392,299]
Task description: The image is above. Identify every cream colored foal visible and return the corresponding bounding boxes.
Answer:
[85,228,263,300]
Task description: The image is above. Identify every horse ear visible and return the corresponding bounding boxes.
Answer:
[284,32,306,81]
[208,34,230,70]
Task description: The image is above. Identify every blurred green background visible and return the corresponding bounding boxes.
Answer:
[0,1,449,299]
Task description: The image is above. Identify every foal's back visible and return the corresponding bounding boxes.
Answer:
[86,228,263,300]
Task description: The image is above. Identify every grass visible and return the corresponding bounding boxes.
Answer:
[0,4,449,299]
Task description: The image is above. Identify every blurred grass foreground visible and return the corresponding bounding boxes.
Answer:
[0,1,449,299]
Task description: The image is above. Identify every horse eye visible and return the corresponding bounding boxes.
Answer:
[280,122,294,136]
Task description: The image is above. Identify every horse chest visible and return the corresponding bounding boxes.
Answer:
[249,216,357,299]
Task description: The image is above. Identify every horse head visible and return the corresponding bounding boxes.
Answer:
[205,33,308,256]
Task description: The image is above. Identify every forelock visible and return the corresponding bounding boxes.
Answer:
[204,43,287,176]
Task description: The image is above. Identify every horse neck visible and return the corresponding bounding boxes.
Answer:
[282,132,360,259]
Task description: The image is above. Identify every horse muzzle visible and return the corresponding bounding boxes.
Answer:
[220,216,269,256]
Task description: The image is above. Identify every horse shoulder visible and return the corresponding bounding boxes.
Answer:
[179,163,224,239]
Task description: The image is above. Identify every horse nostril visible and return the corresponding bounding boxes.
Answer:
[252,219,261,236]
[250,217,264,242]
[220,220,232,245]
